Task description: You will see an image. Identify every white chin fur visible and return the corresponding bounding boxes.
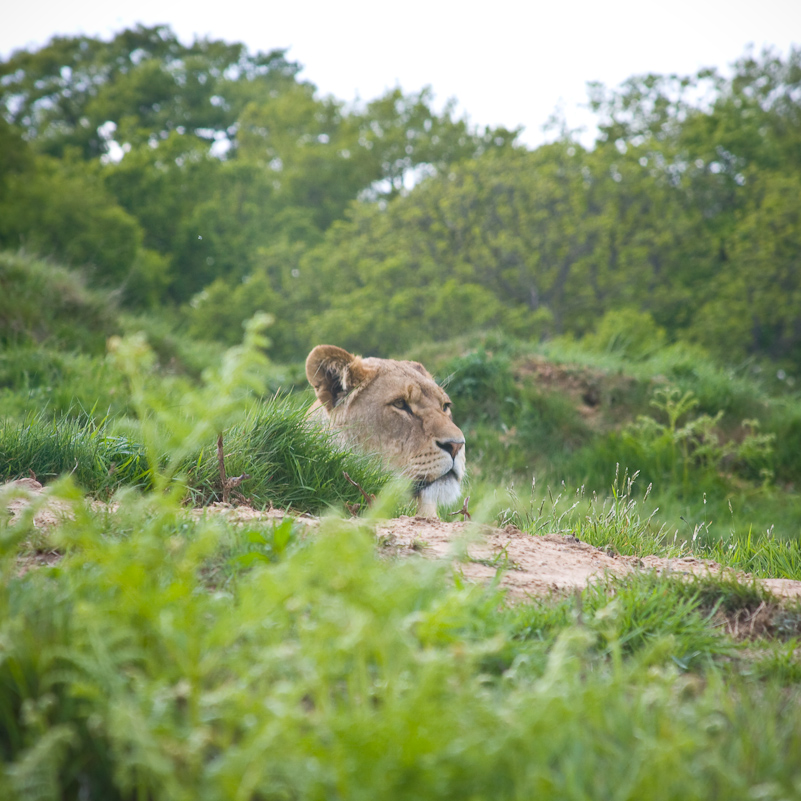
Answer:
[418,473,462,511]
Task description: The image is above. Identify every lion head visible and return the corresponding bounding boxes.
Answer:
[306,345,466,518]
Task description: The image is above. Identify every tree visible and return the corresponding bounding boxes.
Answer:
[235,83,374,231]
[0,25,299,159]
[0,123,143,284]
[1,28,521,313]
[690,169,801,364]
[352,87,519,199]
[235,84,519,229]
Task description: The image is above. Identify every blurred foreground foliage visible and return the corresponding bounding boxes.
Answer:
[2,475,801,799]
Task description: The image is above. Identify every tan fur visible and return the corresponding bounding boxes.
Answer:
[306,345,466,518]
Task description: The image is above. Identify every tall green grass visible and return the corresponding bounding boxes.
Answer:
[481,468,801,580]
[186,397,390,512]
[0,414,150,494]
[0,401,390,514]
[0,314,389,513]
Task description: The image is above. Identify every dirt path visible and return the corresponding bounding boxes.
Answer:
[6,479,801,600]
[373,515,801,600]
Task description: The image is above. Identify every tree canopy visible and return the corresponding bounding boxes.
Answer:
[2,29,799,368]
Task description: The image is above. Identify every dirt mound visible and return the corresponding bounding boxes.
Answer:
[4,478,73,528]
[6,480,801,600]
[513,355,640,428]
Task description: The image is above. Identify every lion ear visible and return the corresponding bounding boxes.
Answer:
[306,345,374,411]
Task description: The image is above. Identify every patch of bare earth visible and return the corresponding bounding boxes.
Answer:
[513,355,637,426]
[6,480,801,602]
[375,515,801,602]
[3,478,70,577]
[5,478,73,529]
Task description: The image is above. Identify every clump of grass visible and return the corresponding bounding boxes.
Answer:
[745,641,801,682]
[0,314,392,515]
[185,396,391,513]
[508,572,734,671]
[698,526,801,581]
[0,401,391,515]
[0,413,150,494]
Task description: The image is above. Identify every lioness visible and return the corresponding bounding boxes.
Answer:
[306,345,466,518]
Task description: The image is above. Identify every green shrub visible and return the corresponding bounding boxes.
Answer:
[767,405,801,483]
[441,348,519,424]
[515,392,592,461]
[581,308,666,359]
[619,387,775,490]
[442,348,592,476]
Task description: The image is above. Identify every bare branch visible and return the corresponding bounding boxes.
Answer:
[448,495,472,521]
[343,471,376,515]
[218,432,250,504]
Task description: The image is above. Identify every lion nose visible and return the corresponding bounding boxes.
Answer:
[436,438,464,459]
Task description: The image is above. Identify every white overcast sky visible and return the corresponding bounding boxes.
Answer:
[1,1,799,147]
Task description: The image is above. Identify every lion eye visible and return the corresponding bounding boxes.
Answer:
[392,398,412,412]
[443,402,452,413]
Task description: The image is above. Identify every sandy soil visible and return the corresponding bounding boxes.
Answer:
[4,477,74,528]
[5,479,801,600]
[374,515,801,601]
